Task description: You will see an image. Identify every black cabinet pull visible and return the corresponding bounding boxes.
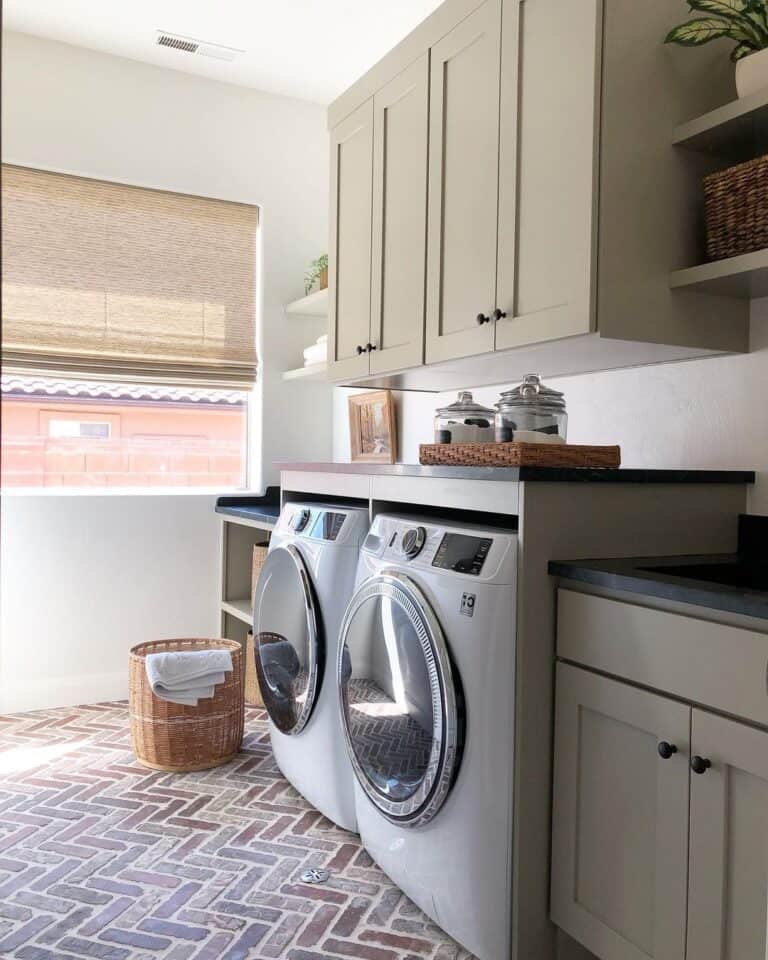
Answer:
[476,313,490,325]
[356,345,364,355]
[691,756,712,775]
[658,741,678,760]
[492,308,507,322]
[366,342,377,352]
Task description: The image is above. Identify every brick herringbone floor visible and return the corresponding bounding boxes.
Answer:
[0,703,475,960]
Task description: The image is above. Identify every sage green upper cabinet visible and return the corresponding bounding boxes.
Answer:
[328,99,374,381]
[370,54,429,376]
[687,709,768,960]
[495,0,595,350]
[425,0,501,365]
[326,0,749,390]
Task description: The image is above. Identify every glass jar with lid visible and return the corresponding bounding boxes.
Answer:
[434,391,495,444]
[494,374,568,443]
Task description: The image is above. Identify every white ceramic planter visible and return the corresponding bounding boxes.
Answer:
[735,46,768,98]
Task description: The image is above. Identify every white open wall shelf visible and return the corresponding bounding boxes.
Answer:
[285,288,328,318]
[282,288,329,381]
[672,90,768,299]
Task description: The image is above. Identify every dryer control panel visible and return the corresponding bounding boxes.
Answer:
[277,503,369,546]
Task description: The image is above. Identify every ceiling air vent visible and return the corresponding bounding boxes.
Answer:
[155,31,242,62]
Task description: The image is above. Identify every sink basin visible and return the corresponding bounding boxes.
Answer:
[640,562,768,593]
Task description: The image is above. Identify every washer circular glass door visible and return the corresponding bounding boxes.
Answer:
[338,572,461,826]
[253,544,320,735]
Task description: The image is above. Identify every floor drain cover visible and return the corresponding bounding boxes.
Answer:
[300,867,330,884]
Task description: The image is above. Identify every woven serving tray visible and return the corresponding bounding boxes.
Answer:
[419,441,621,468]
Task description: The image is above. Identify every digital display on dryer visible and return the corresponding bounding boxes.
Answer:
[432,534,492,576]
[310,511,346,541]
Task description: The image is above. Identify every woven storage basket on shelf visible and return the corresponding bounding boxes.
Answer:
[129,638,244,773]
[704,153,768,262]
[251,542,269,607]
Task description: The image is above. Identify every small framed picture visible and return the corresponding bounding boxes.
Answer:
[348,390,397,464]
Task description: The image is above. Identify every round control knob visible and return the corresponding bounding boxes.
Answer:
[292,508,311,533]
[401,526,427,560]
[691,756,712,775]
[658,741,678,760]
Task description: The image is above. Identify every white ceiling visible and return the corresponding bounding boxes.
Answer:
[2,0,443,104]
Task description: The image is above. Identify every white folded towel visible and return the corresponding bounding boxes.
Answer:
[303,342,328,364]
[145,649,233,706]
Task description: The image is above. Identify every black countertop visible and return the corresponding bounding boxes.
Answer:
[216,487,281,526]
[550,516,768,621]
[276,462,755,484]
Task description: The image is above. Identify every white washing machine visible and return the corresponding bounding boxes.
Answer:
[253,501,369,832]
[338,513,518,960]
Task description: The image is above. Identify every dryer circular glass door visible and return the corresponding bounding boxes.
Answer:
[338,572,461,826]
[253,544,320,736]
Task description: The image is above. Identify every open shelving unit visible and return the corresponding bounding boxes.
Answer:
[673,87,768,161]
[670,248,768,299]
[281,361,327,381]
[217,490,280,641]
[282,287,329,382]
[285,288,329,318]
[672,90,768,298]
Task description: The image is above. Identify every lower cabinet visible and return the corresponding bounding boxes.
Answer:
[687,709,768,960]
[551,663,768,960]
[551,663,690,960]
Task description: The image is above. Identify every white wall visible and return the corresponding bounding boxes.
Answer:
[0,32,330,711]
[333,307,768,515]
[0,495,220,712]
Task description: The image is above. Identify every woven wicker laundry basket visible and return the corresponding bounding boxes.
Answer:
[129,638,244,772]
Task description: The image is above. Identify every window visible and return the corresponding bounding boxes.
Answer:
[1,166,258,490]
[47,420,112,439]
[1,375,248,489]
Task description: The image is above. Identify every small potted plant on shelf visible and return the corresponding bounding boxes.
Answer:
[665,0,768,98]
[304,254,328,296]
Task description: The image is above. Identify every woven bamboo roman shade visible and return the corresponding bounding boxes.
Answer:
[1,165,259,388]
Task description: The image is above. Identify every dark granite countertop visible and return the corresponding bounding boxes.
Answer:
[216,487,281,527]
[276,462,755,484]
[550,517,768,621]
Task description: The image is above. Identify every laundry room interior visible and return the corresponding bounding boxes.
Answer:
[1,1,767,959]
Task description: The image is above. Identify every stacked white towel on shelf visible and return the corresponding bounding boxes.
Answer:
[303,334,328,366]
[145,649,233,706]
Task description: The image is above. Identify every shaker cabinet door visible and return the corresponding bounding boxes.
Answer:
[425,0,501,365]
[369,54,429,377]
[494,0,597,352]
[687,709,768,960]
[551,664,690,960]
[328,99,374,381]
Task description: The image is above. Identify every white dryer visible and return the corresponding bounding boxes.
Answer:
[338,513,518,960]
[253,502,369,833]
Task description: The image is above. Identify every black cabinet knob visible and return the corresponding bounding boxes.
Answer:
[476,313,490,325]
[691,756,712,775]
[365,342,377,352]
[658,741,678,760]
[492,308,507,322]
[356,345,364,355]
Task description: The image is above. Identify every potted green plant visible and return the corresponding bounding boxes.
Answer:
[304,254,328,296]
[665,0,768,98]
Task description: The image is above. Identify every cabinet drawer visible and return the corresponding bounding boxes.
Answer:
[557,589,768,727]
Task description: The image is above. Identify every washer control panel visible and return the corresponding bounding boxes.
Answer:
[362,514,517,585]
[432,533,493,577]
